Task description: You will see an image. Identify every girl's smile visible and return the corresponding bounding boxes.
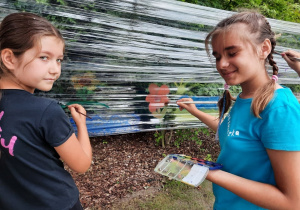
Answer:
[221,70,238,79]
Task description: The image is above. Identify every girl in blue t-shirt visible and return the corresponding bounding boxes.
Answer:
[178,12,300,209]
[0,13,92,210]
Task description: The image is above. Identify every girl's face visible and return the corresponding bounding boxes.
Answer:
[13,36,64,93]
[211,25,268,89]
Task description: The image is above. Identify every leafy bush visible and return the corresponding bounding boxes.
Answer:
[179,0,300,23]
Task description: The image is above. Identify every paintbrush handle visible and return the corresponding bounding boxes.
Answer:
[178,101,217,104]
[75,110,92,119]
[274,51,300,62]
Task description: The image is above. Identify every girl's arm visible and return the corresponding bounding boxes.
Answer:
[55,104,92,173]
[207,150,300,209]
[177,98,219,131]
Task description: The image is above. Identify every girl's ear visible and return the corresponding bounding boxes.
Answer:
[1,49,16,71]
[261,39,272,59]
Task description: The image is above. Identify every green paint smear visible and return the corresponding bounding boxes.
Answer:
[60,101,109,109]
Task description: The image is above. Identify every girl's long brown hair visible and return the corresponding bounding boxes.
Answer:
[205,12,278,119]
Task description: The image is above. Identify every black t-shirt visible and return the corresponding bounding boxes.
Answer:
[0,89,78,210]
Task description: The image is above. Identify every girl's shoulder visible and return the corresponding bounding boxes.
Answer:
[1,89,60,112]
[273,86,298,104]
[264,86,300,113]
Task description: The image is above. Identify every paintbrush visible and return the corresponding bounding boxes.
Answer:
[75,109,92,119]
[59,102,92,119]
[274,51,300,62]
[168,101,218,105]
[177,101,217,104]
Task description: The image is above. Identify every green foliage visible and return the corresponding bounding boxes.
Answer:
[12,0,75,29]
[35,0,48,4]
[179,0,225,9]
[154,127,214,149]
[283,84,300,93]
[205,154,213,161]
[129,179,214,210]
[154,130,165,146]
[184,83,241,97]
[276,34,300,49]
[179,0,300,23]
[55,0,66,5]
[173,127,210,148]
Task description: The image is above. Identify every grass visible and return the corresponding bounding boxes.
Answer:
[111,179,215,210]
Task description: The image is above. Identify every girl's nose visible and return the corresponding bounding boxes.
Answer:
[218,57,230,69]
[50,61,61,74]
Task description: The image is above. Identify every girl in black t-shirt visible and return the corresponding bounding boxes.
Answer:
[0,12,92,210]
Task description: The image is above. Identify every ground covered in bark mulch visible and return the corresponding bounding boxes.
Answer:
[68,129,220,209]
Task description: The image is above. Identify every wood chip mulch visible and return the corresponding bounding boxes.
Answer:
[67,129,220,209]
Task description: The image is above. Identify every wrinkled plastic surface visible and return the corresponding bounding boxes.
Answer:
[1,0,300,136]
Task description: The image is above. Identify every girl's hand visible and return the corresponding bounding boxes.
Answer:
[177,98,219,131]
[55,103,92,173]
[68,104,87,125]
[177,98,198,115]
[281,50,300,76]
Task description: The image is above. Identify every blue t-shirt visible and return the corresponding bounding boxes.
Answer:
[213,87,300,210]
[0,89,78,210]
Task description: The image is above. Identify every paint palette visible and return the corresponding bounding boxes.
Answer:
[154,154,222,187]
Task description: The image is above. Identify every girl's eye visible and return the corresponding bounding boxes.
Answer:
[57,59,64,63]
[40,56,48,61]
[228,52,237,57]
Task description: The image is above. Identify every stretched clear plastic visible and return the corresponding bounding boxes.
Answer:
[1,1,299,136]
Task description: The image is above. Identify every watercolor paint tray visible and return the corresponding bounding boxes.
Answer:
[154,154,222,187]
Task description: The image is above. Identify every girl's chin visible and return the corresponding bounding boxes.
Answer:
[225,82,236,86]
[37,87,53,92]
[223,80,237,86]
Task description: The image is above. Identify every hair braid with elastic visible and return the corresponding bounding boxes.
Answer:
[251,19,278,118]
[268,37,279,75]
[218,90,234,120]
